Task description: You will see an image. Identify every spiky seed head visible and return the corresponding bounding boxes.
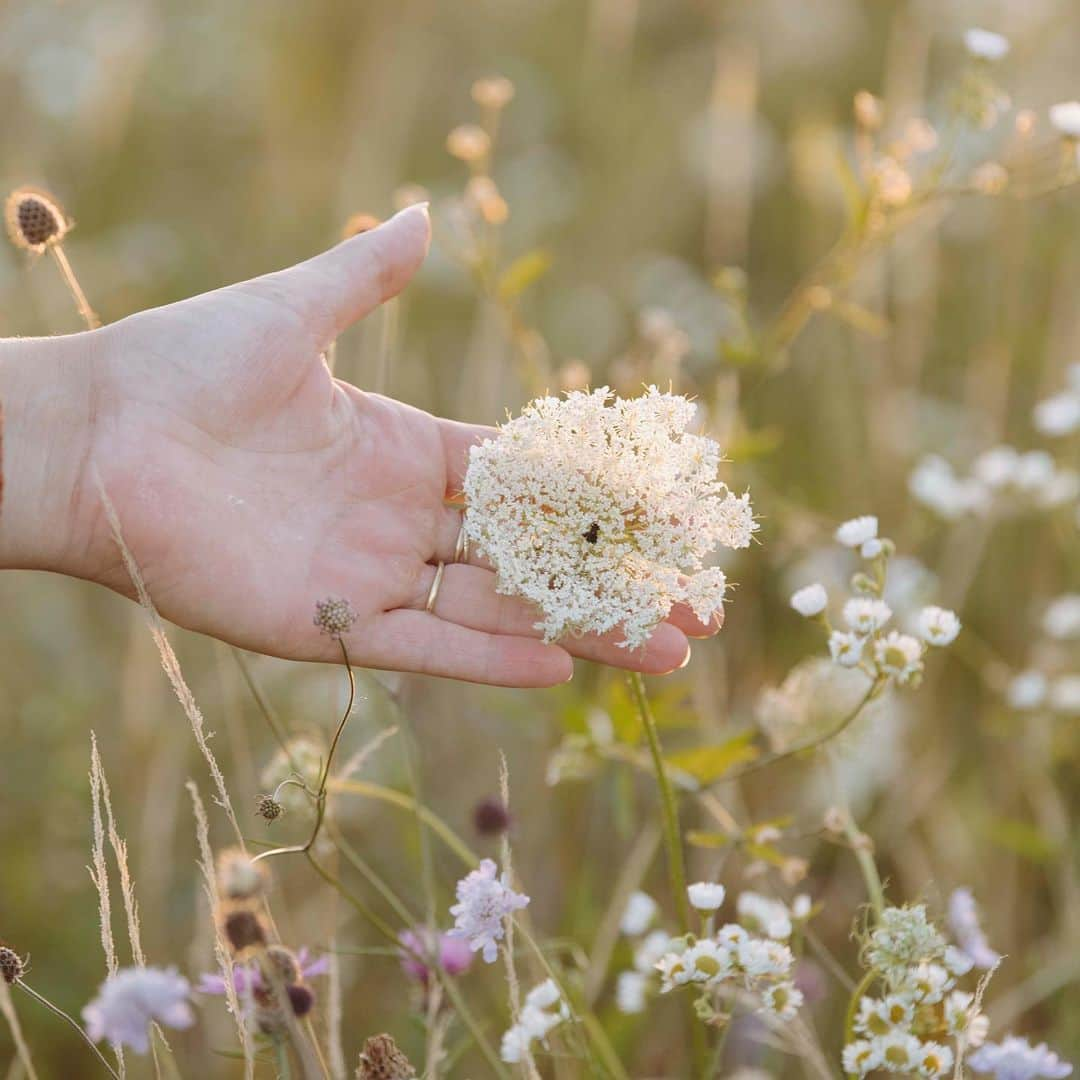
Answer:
[216,847,268,901]
[314,596,358,638]
[265,945,301,985]
[356,1033,417,1079]
[471,75,515,111]
[343,213,381,240]
[4,188,68,252]
[256,794,284,822]
[220,905,268,956]
[0,946,25,984]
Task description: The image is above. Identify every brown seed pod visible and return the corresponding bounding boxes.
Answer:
[219,905,268,956]
[0,945,25,984]
[4,188,69,252]
[356,1033,416,1079]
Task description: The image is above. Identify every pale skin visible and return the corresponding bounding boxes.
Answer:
[0,204,722,687]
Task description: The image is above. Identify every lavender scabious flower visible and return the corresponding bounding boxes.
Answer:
[82,967,194,1053]
[969,1037,1073,1080]
[449,859,529,963]
[947,888,1001,970]
[399,928,473,983]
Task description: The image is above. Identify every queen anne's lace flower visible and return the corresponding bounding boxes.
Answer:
[462,388,756,647]
[969,1037,1074,1080]
[449,859,529,963]
[83,967,195,1053]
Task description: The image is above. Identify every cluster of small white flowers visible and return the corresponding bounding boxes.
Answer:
[1034,364,1080,438]
[910,447,1078,521]
[1002,593,1080,717]
[844,905,994,1078]
[969,1036,1074,1080]
[462,387,756,647]
[651,887,806,1022]
[614,928,673,1015]
[448,859,530,963]
[500,979,571,1064]
[620,890,658,936]
[796,517,960,687]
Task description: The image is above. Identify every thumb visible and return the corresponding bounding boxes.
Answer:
[247,203,431,347]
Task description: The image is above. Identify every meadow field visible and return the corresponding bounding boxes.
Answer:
[0,1,1078,1076]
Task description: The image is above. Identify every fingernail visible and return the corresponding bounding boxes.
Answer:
[678,645,692,669]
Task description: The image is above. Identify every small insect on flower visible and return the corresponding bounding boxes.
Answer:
[4,187,69,253]
[82,967,195,1054]
[357,1033,417,1080]
[0,945,25,984]
[313,597,359,638]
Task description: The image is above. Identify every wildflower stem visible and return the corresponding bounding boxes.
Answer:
[252,638,355,864]
[48,243,100,329]
[843,968,877,1078]
[628,673,690,931]
[16,980,121,1080]
[436,973,511,1080]
[273,1034,293,1080]
[628,672,708,1075]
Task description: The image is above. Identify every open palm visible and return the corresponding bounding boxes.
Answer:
[84,206,712,686]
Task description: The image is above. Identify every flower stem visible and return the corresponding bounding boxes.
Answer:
[628,673,690,932]
[842,968,877,1078]
[16,980,120,1080]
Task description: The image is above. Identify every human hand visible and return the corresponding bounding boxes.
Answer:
[0,206,722,685]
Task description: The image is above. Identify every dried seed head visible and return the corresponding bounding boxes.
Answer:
[4,188,68,252]
[217,848,268,901]
[0,946,25,984]
[343,213,381,239]
[265,945,301,986]
[446,124,490,163]
[287,983,315,1017]
[314,596,358,638]
[220,905,268,956]
[256,793,285,822]
[471,75,515,111]
[356,1033,417,1080]
[472,796,511,836]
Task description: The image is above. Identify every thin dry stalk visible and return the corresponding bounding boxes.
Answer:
[90,734,146,965]
[0,982,38,1080]
[88,732,120,980]
[325,931,346,1080]
[95,475,245,848]
[186,780,255,1079]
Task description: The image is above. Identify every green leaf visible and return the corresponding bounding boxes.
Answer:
[742,841,788,868]
[497,249,553,301]
[985,818,1060,862]
[664,732,760,785]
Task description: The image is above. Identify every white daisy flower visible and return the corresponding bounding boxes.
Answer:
[843,1039,884,1076]
[844,598,893,634]
[761,980,803,1019]
[687,882,726,912]
[915,606,961,646]
[790,583,828,617]
[829,630,865,667]
[836,515,879,548]
[874,631,924,683]
[736,892,793,940]
[917,1041,955,1078]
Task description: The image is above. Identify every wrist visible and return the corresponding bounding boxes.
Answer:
[0,331,105,577]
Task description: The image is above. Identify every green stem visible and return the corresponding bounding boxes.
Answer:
[274,1034,293,1080]
[628,672,706,1074]
[437,973,511,1080]
[628,673,690,932]
[843,968,877,1077]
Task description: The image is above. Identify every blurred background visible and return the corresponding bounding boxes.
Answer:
[1,0,1078,1075]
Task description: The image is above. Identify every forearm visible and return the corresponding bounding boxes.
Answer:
[0,332,102,576]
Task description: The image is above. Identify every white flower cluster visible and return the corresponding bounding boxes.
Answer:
[462,387,756,647]
[449,859,530,963]
[910,446,1078,522]
[1003,594,1080,717]
[844,905,993,1079]
[970,1037,1074,1080]
[500,979,571,1064]
[1034,363,1080,438]
[791,517,960,688]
